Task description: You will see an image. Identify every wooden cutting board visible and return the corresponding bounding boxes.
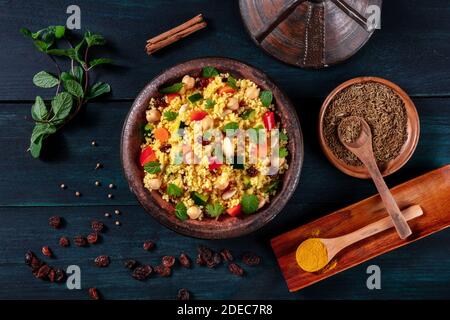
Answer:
[271,164,450,292]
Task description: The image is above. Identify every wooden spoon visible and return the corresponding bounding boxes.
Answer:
[296,205,423,272]
[337,116,412,239]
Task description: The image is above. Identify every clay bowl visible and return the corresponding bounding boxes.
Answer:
[121,57,304,239]
[319,77,420,179]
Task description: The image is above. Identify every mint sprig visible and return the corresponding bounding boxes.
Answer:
[21,26,113,158]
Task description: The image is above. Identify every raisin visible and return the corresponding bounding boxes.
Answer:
[87,232,99,244]
[177,288,190,300]
[179,253,191,268]
[207,252,222,269]
[162,256,176,268]
[91,220,104,233]
[49,216,62,229]
[228,263,244,276]
[48,269,56,282]
[159,144,172,153]
[30,257,43,271]
[53,268,66,282]
[220,249,234,262]
[24,251,35,266]
[143,240,155,251]
[41,246,53,258]
[94,255,110,267]
[74,235,87,247]
[124,259,138,269]
[242,252,261,266]
[88,287,101,300]
[197,245,213,261]
[195,253,205,266]
[132,265,152,280]
[36,264,51,279]
[196,77,210,89]
[59,236,70,247]
[154,265,171,277]
[153,96,167,109]
[246,165,259,177]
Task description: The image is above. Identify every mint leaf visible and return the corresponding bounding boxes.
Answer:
[167,183,183,198]
[188,93,203,103]
[72,66,84,83]
[87,82,110,100]
[279,147,288,158]
[164,111,178,121]
[260,90,273,107]
[241,194,259,214]
[175,202,188,221]
[31,96,48,121]
[33,40,50,52]
[264,180,280,194]
[144,161,161,174]
[20,28,32,37]
[205,203,224,218]
[240,109,255,120]
[202,66,219,78]
[205,99,215,109]
[29,123,57,158]
[159,83,183,94]
[61,72,75,82]
[54,26,65,38]
[227,76,237,89]
[85,31,106,47]
[64,79,84,98]
[89,58,113,68]
[33,71,59,88]
[51,92,73,121]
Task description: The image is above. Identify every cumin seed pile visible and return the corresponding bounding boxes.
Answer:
[323,82,408,166]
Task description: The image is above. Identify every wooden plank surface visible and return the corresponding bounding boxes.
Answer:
[272,166,450,292]
[0,0,449,299]
[0,0,450,100]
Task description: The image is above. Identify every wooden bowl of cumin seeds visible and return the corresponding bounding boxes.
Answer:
[319,77,420,179]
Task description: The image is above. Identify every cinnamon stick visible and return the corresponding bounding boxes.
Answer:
[145,14,206,55]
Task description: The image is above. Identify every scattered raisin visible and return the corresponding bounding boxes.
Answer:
[179,253,191,268]
[41,246,53,258]
[143,240,155,251]
[48,216,62,229]
[196,254,205,266]
[242,252,261,266]
[132,265,152,280]
[154,265,171,277]
[124,259,138,270]
[48,269,56,282]
[36,264,51,279]
[220,249,234,262]
[30,256,43,271]
[228,263,244,276]
[87,233,99,244]
[24,251,35,266]
[94,255,110,267]
[91,220,104,233]
[159,144,172,153]
[74,235,88,247]
[177,288,190,300]
[207,252,222,269]
[246,166,259,177]
[53,268,66,283]
[162,256,176,268]
[88,287,100,300]
[59,237,70,247]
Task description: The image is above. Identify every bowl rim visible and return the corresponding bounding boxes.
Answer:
[318,76,420,179]
[121,57,304,239]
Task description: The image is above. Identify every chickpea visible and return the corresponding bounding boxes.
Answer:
[182,75,195,90]
[227,97,239,110]
[187,206,202,219]
[147,178,161,190]
[202,116,214,131]
[222,137,234,158]
[146,109,161,124]
[245,86,260,100]
[215,175,229,191]
[179,103,188,114]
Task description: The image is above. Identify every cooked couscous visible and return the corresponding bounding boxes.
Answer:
[140,66,289,221]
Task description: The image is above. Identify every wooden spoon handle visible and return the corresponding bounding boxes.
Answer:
[338,205,423,249]
[364,158,413,239]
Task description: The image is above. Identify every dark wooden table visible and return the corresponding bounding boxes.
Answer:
[0,0,449,300]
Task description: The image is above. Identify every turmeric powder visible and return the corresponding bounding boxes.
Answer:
[295,238,329,272]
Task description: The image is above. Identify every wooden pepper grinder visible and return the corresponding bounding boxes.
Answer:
[239,0,382,68]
